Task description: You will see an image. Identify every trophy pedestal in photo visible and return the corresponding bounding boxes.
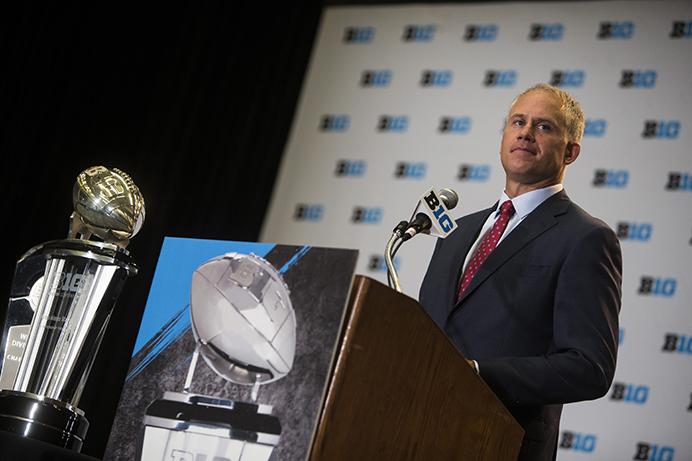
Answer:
[140,392,281,461]
[0,238,137,451]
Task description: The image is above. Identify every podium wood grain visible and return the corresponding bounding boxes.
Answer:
[310,275,523,461]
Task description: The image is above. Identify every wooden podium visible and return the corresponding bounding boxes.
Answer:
[310,275,523,461]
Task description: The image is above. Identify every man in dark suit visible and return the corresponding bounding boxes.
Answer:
[419,83,622,461]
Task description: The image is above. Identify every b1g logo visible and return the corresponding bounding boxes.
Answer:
[377,115,408,132]
[662,333,692,354]
[620,70,657,88]
[402,24,435,42]
[368,254,400,272]
[360,70,392,87]
[633,442,675,461]
[616,222,652,241]
[665,172,692,191]
[529,23,564,40]
[438,116,471,134]
[584,119,607,137]
[458,164,490,182]
[293,204,323,221]
[610,382,649,404]
[170,449,231,461]
[592,169,628,188]
[319,115,349,132]
[394,162,426,179]
[670,20,692,38]
[335,160,366,177]
[550,70,584,88]
[483,70,517,87]
[463,24,498,41]
[422,190,454,233]
[420,70,453,87]
[642,120,680,139]
[638,276,676,297]
[597,21,634,39]
[619,328,625,345]
[351,206,383,224]
[343,26,375,43]
[559,431,597,453]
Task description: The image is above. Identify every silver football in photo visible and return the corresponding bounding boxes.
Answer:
[72,165,146,242]
[190,252,296,385]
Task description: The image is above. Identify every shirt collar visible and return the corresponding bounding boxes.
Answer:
[496,184,563,218]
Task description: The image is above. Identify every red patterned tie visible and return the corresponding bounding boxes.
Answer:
[457,200,515,300]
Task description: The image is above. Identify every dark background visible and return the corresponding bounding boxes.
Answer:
[0,0,595,458]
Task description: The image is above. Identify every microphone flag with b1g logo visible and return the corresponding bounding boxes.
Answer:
[406,187,458,239]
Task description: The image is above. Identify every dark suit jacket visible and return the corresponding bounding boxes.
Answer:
[419,190,622,461]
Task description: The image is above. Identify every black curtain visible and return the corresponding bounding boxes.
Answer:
[0,2,323,457]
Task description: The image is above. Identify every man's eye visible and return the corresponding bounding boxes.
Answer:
[537,123,552,131]
[512,119,524,126]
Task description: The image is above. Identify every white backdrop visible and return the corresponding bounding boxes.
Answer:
[260,1,692,459]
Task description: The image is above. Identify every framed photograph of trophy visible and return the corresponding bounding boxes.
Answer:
[104,237,358,461]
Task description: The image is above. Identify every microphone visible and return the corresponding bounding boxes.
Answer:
[402,188,459,241]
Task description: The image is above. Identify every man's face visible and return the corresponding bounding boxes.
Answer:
[500,90,577,195]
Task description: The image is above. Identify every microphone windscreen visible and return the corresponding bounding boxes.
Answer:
[439,188,459,209]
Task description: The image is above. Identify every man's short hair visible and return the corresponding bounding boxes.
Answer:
[512,83,585,143]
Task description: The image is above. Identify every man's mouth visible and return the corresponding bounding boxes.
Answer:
[511,146,536,155]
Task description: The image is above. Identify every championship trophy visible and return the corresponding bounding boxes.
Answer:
[139,252,295,461]
[0,165,145,451]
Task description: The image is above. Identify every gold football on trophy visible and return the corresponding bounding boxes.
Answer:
[71,166,145,244]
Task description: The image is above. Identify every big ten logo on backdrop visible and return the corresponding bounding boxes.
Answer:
[351,206,383,224]
[665,172,692,191]
[584,119,607,137]
[597,21,634,39]
[661,333,692,354]
[619,327,625,345]
[420,70,453,87]
[550,70,584,88]
[438,116,471,134]
[294,204,324,222]
[360,70,392,87]
[616,221,652,242]
[642,120,680,139]
[633,442,676,461]
[529,23,564,40]
[394,162,426,179]
[638,276,676,297]
[367,254,400,273]
[343,26,375,44]
[402,24,435,42]
[483,70,517,87]
[592,169,628,188]
[670,20,692,38]
[463,24,498,41]
[457,164,491,182]
[610,381,649,405]
[559,431,597,454]
[320,114,349,132]
[620,70,657,88]
[335,160,366,177]
[377,115,408,132]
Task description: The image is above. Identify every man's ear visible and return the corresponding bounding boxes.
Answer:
[564,142,580,165]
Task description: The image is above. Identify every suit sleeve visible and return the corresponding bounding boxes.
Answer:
[477,225,622,407]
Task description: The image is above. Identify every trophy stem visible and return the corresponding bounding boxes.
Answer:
[183,349,199,393]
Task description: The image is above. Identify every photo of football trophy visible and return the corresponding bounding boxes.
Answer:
[139,252,296,461]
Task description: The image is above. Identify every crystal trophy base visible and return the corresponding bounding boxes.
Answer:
[0,390,89,451]
[139,392,281,461]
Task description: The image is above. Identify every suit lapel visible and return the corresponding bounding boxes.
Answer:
[453,190,571,307]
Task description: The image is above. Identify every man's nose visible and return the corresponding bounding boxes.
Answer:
[517,124,535,141]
